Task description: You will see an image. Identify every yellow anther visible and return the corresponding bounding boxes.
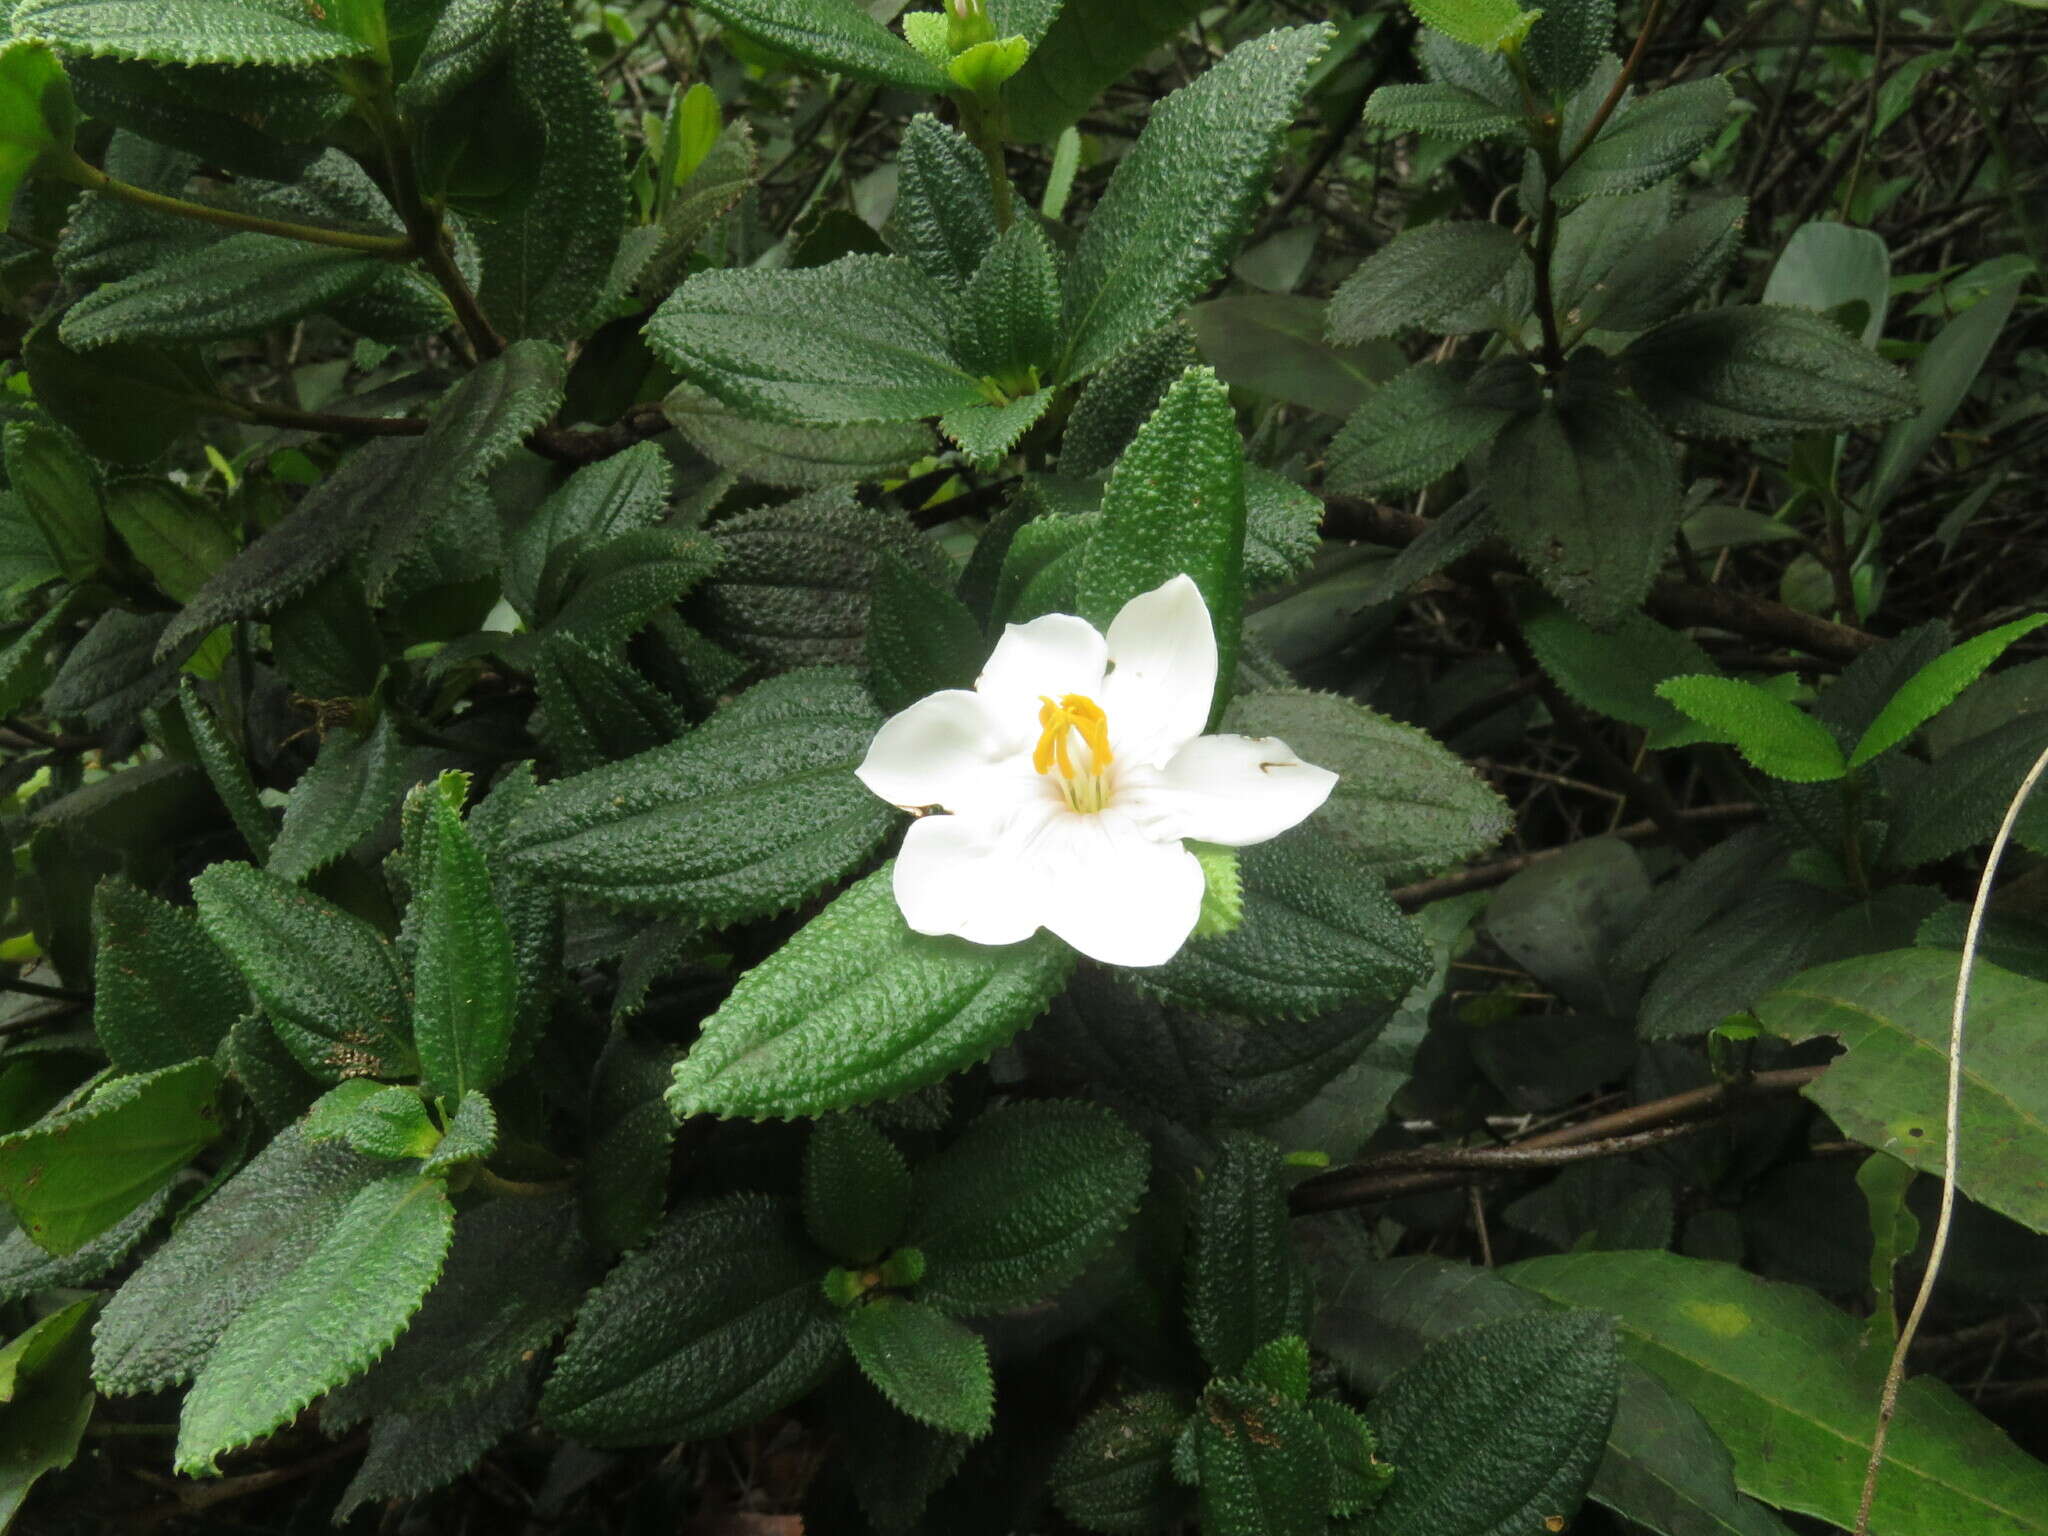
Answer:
[1033,694,1114,780]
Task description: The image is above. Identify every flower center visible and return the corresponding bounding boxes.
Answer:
[1033,693,1114,812]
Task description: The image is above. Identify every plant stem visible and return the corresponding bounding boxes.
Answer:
[216,396,428,438]
[377,129,504,359]
[61,155,415,258]
[0,974,90,1004]
[959,96,1017,231]
[470,1166,577,1198]
[1568,0,1666,166]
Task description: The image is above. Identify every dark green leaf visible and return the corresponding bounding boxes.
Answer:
[1582,197,1748,333]
[1328,221,1525,342]
[1050,1390,1191,1536]
[530,633,684,775]
[21,319,213,464]
[61,235,386,350]
[845,1296,993,1438]
[1060,323,1199,477]
[1555,78,1733,202]
[665,388,937,489]
[410,779,517,1103]
[867,548,985,715]
[692,0,947,90]
[892,114,998,289]
[1519,594,1719,740]
[1525,0,1614,93]
[4,419,104,584]
[92,879,243,1074]
[267,712,419,883]
[178,677,275,860]
[1326,359,1513,496]
[579,1028,678,1254]
[954,221,1064,385]
[1888,712,2048,870]
[805,1115,911,1265]
[104,480,235,604]
[1004,0,1204,142]
[0,1297,96,1527]
[1188,1132,1313,1376]
[1363,81,1522,142]
[505,441,672,623]
[14,0,368,66]
[332,1371,529,1524]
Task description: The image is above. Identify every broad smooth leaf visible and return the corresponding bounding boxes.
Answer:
[0,1060,220,1255]
[14,0,369,66]
[175,1172,454,1475]
[504,668,893,923]
[1188,296,1395,419]
[691,0,948,91]
[410,781,517,1103]
[92,879,244,1074]
[1507,1250,2048,1535]
[541,1195,845,1444]
[845,1297,994,1438]
[103,481,235,604]
[1754,950,2048,1235]
[668,865,1075,1120]
[1003,0,1205,143]
[1656,676,1848,782]
[1849,614,2048,769]
[1867,280,2021,515]
[1059,26,1331,380]
[908,1100,1149,1315]
[1075,367,1245,715]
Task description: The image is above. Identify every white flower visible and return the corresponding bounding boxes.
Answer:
[855,574,1338,968]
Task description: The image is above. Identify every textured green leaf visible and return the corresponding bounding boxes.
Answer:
[669,865,1075,1120]
[665,388,937,489]
[1189,1374,1332,1536]
[43,610,182,730]
[1888,712,2048,870]
[61,235,386,350]
[1754,950,2048,1235]
[804,1115,911,1266]
[1506,1250,2048,1535]
[0,598,76,719]
[1526,0,1614,92]
[4,419,104,585]
[1850,614,2048,769]
[1221,689,1509,881]
[1520,594,1720,739]
[867,548,984,715]
[1326,359,1513,496]
[303,1080,439,1160]
[607,117,759,309]
[505,442,671,624]
[1556,78,1733,202]
[542,1194,845,1444]
[410,780,516,1103]
[14,0,369,66]
[1656,676,1848,782]
[1406,0,1538,49]
[331,1372,528,1524]
[1051,1390,1191,1536]
[940,390,1056,469]
[955,221,1064,386]
[1329,222,1525,342]
[0,1296,95,1528]
[1363,81,1523,141]
[648,255,983,425]
[420,1088,497,1174]
[102,480,234,605]
[1075,367,1244,715]
[1143,830,1430,1022]
[1353,1311,1619,1536]
[266,713,417,883]
[0,1060,220,1256]
[908,1100,1148,1315]
[1487,383,1679,627]
[529,633,683,775]
[22,319,212,464]
[453,0,626,341]
[505,668,892,921]
[191,861,415,1081]
[1578,196,1748,334]
[1060,322,1199,478]
[892,114,998,288]
[1188,1133,1313,1376]
[579,1028,678,1255]
[1624,306,1919,439]
[92,879,243,1074]
[542,525,721,652]
[175,1171,453,1475]
[178,677,275,859]
[1240,467,1323,591]
[692,0,947,89]
[846,1296,993,1438]
[1060,26,1331,380]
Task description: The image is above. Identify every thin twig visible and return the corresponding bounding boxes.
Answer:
[1854,743,2048,1534]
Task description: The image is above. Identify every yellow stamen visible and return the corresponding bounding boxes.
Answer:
[1033,694,1114,781]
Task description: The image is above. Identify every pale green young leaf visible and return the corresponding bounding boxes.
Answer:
[1849,614,2048,769]
[302,1081,441,1161]
[846,1296,994,1438]
[1404,0,1540,51]
[1656,676,1848,782]
[940,390,1056,469]
[14,0,369,67]
[0,40,77,214]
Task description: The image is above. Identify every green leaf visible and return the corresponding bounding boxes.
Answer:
[1316,1398,1394,1517]
[504,668,893,922]
[410,779,516,1103]
[940,389,1056,468]
[60,234,387,350]
[419,1089,496,1171]
[1188,1374,1332,1536]
[607,117,759,309]
[266,712,417,883]
[1352,1311,1619,1536]
[1525,0,1613,93]
[102,480,235,605]
[1051,1390,1191,1535]
[908,1100,1148,1315]
[1075,366,1245,716]
[396,0,506,116]
[0,1060,220,1256]
[1754,950,2048,1235]
[92,879,244,1074]
[191,862,416,1082]
[179,677,275,860]
[692,0,948,90]
[1857,1152,1919,1349]
[1363,81,1523,141]
[805,1115,911,1265]
[0,597,76,719]
[1506,1250,2048,1535]
[1221,689,1510,881]
[302,1080,441,1160]
[665,388,937,489]
[1887,713,2048,870]
[1404,0,1540,50]
[648,255,984,425]
[1241,468,1323,592]
[23,319,212,464]
[845,1296,994,1438]
[668,864,1074,1120]
[1001,0,1196,140]
[14,0,369,66]
[1623,306,1919,440]
[1579,196,1748,334]
[0,1297,95,1529]
[1868,280,2021,517]
[1059,26,1331,381]
[0,40,77,215]
[1143,829,1430,1022]
[955,220,1064,384]
[699,493,956,671]
[1487,382,1679,628]
[542,1194,846,1445]
[175,1171,453,1475]
[1519,594,1720,740]
[4,419,104,585]
[1325,359,1513,496]
[529,633,683,775]
[543,526,722,658]
[1655,676,1848,782]
[1060,322,1199,477]
[867,548,984,715]
[1188,1133,1313,1376]
[893,114,998,289]
[331,1373,526,1523]
[1555,77,1733,201]
[1849,614,2048,769]
[504,441,671,624]
[1328,221,1525,341]
[454,0,626,342]
[579,1028,679,1255]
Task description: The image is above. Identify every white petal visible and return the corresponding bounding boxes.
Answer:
[1031,809,1205,968]
[975,613,1109,725]
[1118,733,1337,847]
[891,804,1061,946]
[856,689,1036,812]
[1102,574,1217,767]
